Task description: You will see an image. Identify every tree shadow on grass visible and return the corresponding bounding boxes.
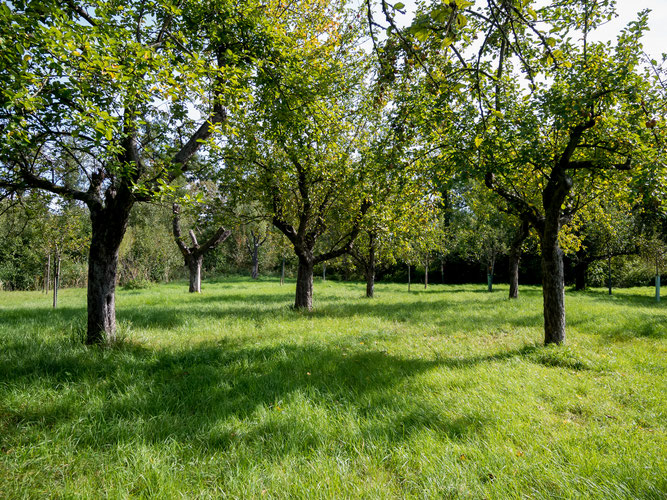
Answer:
[0,338,540,457]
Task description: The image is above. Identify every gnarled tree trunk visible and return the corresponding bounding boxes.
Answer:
[87,206,132,345]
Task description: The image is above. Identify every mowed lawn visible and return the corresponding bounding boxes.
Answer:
[0,278,665,499]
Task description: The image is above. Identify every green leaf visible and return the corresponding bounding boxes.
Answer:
[394,2,405,10]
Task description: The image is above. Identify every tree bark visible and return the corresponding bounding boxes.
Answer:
[607,254,612,295]
[541,232,566,345]
[87,206,131,345]
[424,258,429,289]
[322,262,326,282]
[251,245,259,280]
[487,256,495,292]
[407,263,411,292]
[295,256,314,310]
[187,255,203,293]
[365,234,376,298]
[508,252,520,298]
[441,259,445,284]
[509,221,529,299]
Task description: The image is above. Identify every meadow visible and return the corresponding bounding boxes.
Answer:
[0,278,665,498]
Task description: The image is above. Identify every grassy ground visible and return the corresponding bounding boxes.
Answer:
[0,278,665,499]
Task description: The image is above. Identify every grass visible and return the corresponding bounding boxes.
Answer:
[0,278,665,499]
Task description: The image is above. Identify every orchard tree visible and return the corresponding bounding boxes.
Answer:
[481,9,663,344]
[172,203,231,293]
[220,1,376,310]
[0,0,275,343]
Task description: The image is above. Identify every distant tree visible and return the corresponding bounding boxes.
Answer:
[172,203,231,293]
[220,5,375,310]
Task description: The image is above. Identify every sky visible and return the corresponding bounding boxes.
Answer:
[591,0,667,59]
[383,0,667,59]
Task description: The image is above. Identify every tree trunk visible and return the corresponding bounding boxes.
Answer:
[295,256,314,310]
[541,235,566,345]
[407,263,411,292]
[322,262,326,282]
[607,254,612,295]
[251,245,259,280]
[441,259,445,284]
[188,255,203,293]
[366,234,376,298]
[487,257,494,292]
[424,258,429,289]
[86,207,131,345]
[574,260,588,291]
[508,221,529,299]
[508,250,520,299]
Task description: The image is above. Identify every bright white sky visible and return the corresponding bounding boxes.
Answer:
[384,0,667,59]
[592,0,667,59]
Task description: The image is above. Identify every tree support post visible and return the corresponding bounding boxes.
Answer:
[657,274,661,303]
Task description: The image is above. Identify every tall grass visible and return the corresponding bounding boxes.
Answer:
[0,279,665,498]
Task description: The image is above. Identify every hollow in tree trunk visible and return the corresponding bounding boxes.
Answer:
[541,235,566,345]
[295,256,314,310]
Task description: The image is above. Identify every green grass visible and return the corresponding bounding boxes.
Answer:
[0,278,665,499]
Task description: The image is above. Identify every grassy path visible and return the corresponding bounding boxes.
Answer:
[1,279,665,498]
